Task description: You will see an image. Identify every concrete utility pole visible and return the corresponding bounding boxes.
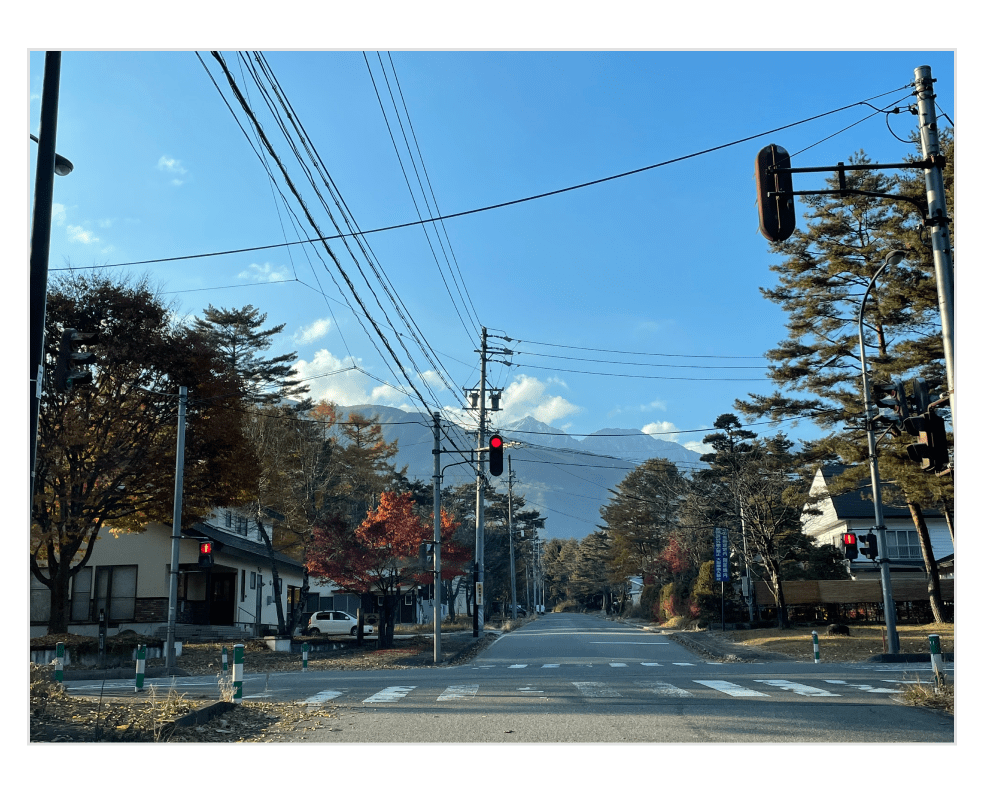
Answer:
[913,65,956,434]
[432,411,443,663]
[165,386,188,671]
[507,455,517,620]
[474,327,488,637]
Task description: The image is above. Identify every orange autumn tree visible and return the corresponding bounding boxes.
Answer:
[308,492,468,647]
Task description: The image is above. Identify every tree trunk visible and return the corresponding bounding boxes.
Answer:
[45,564,72,635]
[256,517,287,635]
[939,496,954,543]
[907,501,946,623]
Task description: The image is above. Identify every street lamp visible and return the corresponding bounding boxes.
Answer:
[30,133,74,176]
[30,51,71,515]
[857,249,907,656]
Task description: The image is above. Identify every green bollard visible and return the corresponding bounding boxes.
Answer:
[54,642,65,683]
[928,634,946,689]
[135,645,146,692]
[233,644,244,704]
[811,631,820,664]
[222,646,228,671]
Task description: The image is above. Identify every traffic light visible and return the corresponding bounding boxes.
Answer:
[859,532,878,561]
[842,532,859,561]
[870,380,908,434]
[755,143,796,242]
[198,541,214,568]
[418,542,434,571]
[488,434,504,476]
[905,411,949,473]
[54,328,98,392]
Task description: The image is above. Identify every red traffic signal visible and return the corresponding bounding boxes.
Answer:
[488,434,504,477]
[198,541,214,568]
[199,542,213,554]
[842,532,858,561]
[755,144,796,242]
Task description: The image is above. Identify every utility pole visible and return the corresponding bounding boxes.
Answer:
[165,386,188,672]
[913,65,956,433]
[432,411,443,663]
[29,51,64,512]
[507,455,517,620]
[473,327,488,637]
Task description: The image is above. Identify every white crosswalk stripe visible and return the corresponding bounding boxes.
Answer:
[609,663,627,667]
[754,679,840,697]
[825,679,901,694]
[363,686,416,703]
[302,689,345,705]
[508,664,527,668]
[437,684,479,701]
[694,680,769,697]
[643,681,694,698]
[572,681,622,698]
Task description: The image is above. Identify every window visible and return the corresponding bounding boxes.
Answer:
[405,594,413,606]
[236,516,248,536]
[94,565,137,621]
[241,569,246,601]
[224,510,232,528]
[250,572,256,590]
[71,567,93,621]
[887,530,921,560]
[31,572,50,623]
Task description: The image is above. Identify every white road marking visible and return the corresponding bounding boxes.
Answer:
[572,681,622,698]
[542,664,560,668]
[437,684,479,701]
[643,681,694,698]
[672,662,696,666]
[363,686,416,703]
[694,680,770,697]
[641,662,662,666]
[754,679,841,697]
[302,689,345,705]
[508,664,528,668]
[825,680,901,694]
[609,662,627,667]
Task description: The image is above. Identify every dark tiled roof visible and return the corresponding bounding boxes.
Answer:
[189,522,303,572]
[818,465,943,519]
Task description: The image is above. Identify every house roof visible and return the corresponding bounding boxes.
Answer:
[189,522,304,573]
[815,465,943,520]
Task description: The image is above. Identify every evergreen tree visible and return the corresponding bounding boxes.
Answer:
[194,304,308,403]
[737,135,954,622]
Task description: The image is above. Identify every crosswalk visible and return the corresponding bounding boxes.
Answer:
[300,676,906,707]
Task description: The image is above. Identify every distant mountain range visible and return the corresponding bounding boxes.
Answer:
[337,405,707,541]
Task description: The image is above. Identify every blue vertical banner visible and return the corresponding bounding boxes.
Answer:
[713,527,730,582]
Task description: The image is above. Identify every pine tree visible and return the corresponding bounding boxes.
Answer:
[194,304,308,403]
[737,136,954,623]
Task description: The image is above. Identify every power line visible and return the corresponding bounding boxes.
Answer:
[52,84,913,274]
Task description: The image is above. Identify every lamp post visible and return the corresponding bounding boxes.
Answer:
[857,249,907,656]
[30,51,72,513]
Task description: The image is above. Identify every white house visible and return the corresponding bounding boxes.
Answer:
[801,465,953,581]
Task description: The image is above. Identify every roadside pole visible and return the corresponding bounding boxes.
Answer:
[913,65,956,432]
[474,328,488,637]
[432,411,443,663]
[165,386,188,672]
[507,456,517,621]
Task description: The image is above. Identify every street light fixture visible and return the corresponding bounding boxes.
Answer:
[30,133,74,176]
[857,248,907,656]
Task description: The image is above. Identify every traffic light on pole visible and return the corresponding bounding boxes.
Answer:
[842,532,859,561]
[871,380,909,435]
[488,434,504,477]
[905,411,949,473]
[860,532,878,561]
[54,328,98,392]
[755,143,796,242]
[198,541,214,568]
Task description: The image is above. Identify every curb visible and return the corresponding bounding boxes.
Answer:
[866,652,955,664]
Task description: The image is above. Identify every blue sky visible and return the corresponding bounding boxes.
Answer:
[28,50,956,455]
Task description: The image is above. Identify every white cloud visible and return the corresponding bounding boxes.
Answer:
[238,263,291,282]
[495,374,582,427]
[294,318,332,345]
[157,155,187,174]
[642,420,713,455]
[294,349,414,410]
[51,203,66,226]
[67,224,99,244]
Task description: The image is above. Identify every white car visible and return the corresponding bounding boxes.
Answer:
[307,610,374,636]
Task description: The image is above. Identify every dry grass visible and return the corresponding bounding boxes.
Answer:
[899,679,954,714]
[722,622,954,664]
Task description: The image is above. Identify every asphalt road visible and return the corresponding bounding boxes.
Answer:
[62,614,955,742]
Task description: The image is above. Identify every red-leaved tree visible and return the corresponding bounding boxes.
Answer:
[308,493,468,647]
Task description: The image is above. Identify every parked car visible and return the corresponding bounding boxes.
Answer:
[508,604,528,617]
[306,610,374,636]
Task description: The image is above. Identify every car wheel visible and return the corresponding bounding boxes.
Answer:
[309,628,320,635]
[350,626,358,636]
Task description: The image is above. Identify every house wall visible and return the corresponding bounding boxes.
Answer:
[31,522,305,638]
